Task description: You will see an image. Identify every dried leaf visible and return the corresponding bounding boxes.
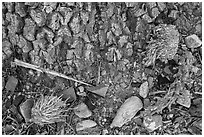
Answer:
[110,96,143,128]
[86,84,109,97]
[74,103,92,118]
[76,120,97,131]
[5,76,18,92]
[139,81,149,98]
[60,87,76,102]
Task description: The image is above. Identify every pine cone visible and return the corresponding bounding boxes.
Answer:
[144,24,180,66]
[31,95,67,125]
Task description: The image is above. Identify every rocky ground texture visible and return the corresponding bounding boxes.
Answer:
[2,2,202,135]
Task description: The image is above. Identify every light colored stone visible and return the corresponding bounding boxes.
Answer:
[139,81,149,98]
[76,120,97,131]
[143,114,163,132]
[185,34,202,48]
[177,90,191,108]
[157,2,166,11]
[110,96,143,128]
[74,103,92,118]
[151,8,160,18]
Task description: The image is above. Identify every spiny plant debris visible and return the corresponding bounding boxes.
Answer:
[2,2,202,135]
[31,94,68,125]
[144,24,180,66]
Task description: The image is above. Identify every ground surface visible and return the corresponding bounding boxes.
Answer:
[2,2,202,135]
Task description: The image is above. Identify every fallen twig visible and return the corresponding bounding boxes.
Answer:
[13,59,92,86]
[97,62,101,84]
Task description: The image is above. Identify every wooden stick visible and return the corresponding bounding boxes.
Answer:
[13,59,92,86]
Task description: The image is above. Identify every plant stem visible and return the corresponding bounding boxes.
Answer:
[13,59,92,86]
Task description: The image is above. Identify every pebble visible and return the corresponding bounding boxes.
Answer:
[78,86,84,93]
[76,120,97,132]
[176,90,191,108]
[185,34,202,49]
[143,114,163,132]
[151,8,160,18]
[139,81,149,98]
[74,103,92,118]
[5,76,18,92]
[110,96,143,128]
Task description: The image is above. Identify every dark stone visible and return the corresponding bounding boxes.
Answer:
[84,96,96,111]
[157,75,173,86]
[131,82,142,88]
[5,98,13,109]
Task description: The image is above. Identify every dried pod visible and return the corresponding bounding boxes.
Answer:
[76,120,97,132]
[31,95,67,125]
[145,24,180,66]
[110,96,143,128]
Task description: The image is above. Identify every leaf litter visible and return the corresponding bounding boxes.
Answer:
[2,2,202,135]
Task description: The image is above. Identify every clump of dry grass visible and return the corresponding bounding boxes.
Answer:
[144,24,180,66]
[31,94,67,125]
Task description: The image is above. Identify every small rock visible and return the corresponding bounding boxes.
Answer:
[143,98,151,108]
[84,96,97,111]
[30,9,46,26]
[147,77,154,89]
[5,76,18,92]
[10,105,24,123]
[15,3,27,17]
[139,81,149,98]
[143,114,163,132]
[77,86,86,96]
[13,95,25,107]
[76,120,97,132]
[118,35,128,47]
[78,86,84,93]
[195,23,202,35]
[157,2,166,11]
[151,8,160,18]
[2,40,13,60]
[102,129,109,135]
[5,98,13,109]
[74,103,92,118]
[23,18,36,41]
[185,34,202,49]
[110,96,143,128]
[177,90,191,108]
[4,125,15,133]
[20,99,34,123]
[142,14,153,23]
